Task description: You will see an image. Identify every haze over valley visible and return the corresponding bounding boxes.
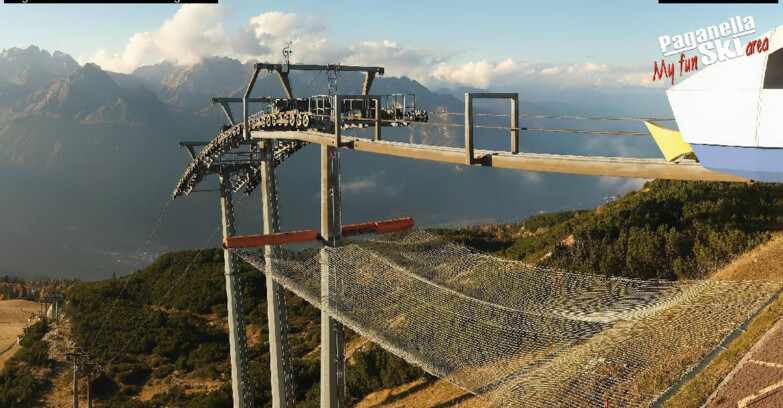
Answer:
[0,45,671,279]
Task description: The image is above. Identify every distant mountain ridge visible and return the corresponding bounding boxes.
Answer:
[0,45,469,279]
[0,46,467,121]
[0,46,78,81]
[0,45,670,279]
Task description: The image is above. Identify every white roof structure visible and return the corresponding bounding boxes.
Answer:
[667,26,783,148]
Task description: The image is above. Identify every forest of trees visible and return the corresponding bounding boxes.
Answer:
[0,319,50,408]
[436,180,783,280]
[65,249,422,408]
[0,276,78,301]
[4,179,783,407]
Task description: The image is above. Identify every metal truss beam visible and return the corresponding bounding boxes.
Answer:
[260,141,295,408]
[219,173,253,408]
[212,97,272,126]
[256,63,384,99]
[256,63,384,74]
[250,130,748,182]
[320,144,346,408]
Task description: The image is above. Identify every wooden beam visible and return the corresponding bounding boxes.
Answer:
[341,217,415,237]
[256,63,384,74]
[465,94,474,165]
[223,229,319,248]
[511,97,519,153]
[249,131,748,182]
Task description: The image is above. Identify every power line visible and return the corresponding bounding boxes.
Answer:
[346,116,654,136]
[87,197,173,354]
[103,223,223,367]
[405,121,652,136]
[518,126,651,136]
[101,191,252,368]
[489,195,621,228]
[430,111,676,122]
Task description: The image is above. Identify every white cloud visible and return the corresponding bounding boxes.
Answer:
[597,177,649,192]
[235,12,340,63]
[79,9,662,90]
[342,174,403,196]
[79,5,228,73]
[343,40,451,79]
[427,60,645,90]
[429,59,537,89]
[519,171,543,185]
[342,176,378,194]
[617,72,669,88]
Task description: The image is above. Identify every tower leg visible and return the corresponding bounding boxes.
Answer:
[87,371,92,408]
[321,144,346,408]
[260,141,295,408]
[73,365,79,408]
[219,173,252,408]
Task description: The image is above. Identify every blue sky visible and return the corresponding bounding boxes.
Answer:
[1,0,782,88]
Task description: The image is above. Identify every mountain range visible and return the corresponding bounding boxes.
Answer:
[0,45,673,279]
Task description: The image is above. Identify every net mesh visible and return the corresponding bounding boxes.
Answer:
[236,229,780,407]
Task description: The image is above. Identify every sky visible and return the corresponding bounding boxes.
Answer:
[1,0,783,89]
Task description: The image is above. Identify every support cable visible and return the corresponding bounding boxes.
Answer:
[102,193,250,368]
[87,197,174,354]
[341,117,654,136]
[429,111,675,121]
[103,222,223,367]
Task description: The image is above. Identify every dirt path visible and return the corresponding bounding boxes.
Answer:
[0,299,44,368]
[39,317,79,408]
[352,377,493,408]
[711,234,783,284]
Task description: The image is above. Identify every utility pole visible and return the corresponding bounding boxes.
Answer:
[73,362,78,408]
[86,369,92,408]
[44,291,64,322]
[260,140,295,408]
[321,136,346,407]
[66,348,92,408]
[219,172,253,408]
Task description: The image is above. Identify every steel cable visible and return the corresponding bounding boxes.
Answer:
[430,111,675,121]
[87,197,174,354]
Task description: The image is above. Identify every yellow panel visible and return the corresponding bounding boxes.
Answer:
[644,120,694,162]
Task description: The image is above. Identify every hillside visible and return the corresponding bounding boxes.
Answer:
[0,299,41,369]
[0,179,779,407]
[353,180,783,408]
[50,249,419,408]
[435,179,783,280]
[357,232,783,408]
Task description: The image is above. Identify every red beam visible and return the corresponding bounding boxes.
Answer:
[223,229,319,248]
[341,217,414,237]
[223,217,415,248]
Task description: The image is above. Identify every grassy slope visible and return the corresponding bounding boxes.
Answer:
[352,377,492,408]
[661,233,783,408]
[13,179,783,407]
[361,180,783,408]
[353,235,783,408]
[62,249,324,407]
[435,179,783,280]
[0,300,39,369]
[60,248,420,408]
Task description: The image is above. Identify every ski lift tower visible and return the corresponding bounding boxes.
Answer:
[173,50,429,408]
